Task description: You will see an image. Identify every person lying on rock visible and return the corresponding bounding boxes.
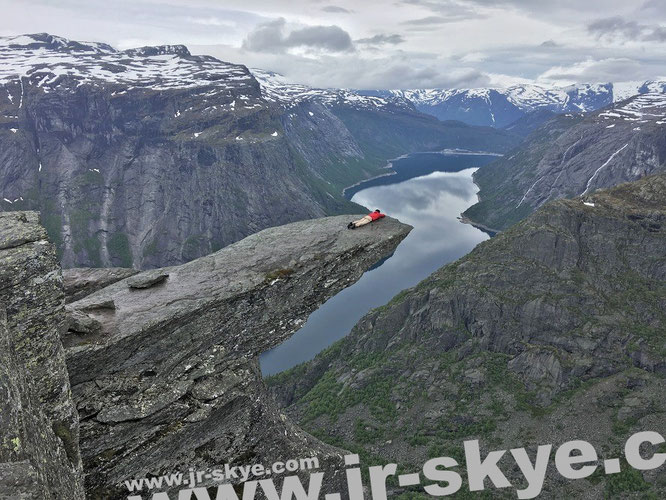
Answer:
[347,209,386,229]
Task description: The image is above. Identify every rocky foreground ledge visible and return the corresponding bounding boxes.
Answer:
[61,215,410,497]
[0,212,84,499]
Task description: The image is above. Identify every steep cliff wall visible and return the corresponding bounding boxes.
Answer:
[0,212,84,499]
[463,93,666,232]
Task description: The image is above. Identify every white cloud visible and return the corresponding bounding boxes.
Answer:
[538,58,645,84]
[185,17,237,28]
[0,0,664,89]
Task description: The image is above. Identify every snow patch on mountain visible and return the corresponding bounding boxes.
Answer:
[613,80,666,103]
[383,83,612,113]
[251,68,410,111]
[0,33,255,92]
[598,92,666,124]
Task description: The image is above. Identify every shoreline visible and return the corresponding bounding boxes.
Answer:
[341,149,502,199]
[438,148,504,157]
[458,215,500,236]
[458,174,501,235]
[341,166,397,198]
[340,152,410,198]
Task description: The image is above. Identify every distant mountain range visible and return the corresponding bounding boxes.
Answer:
[359,81,666,128]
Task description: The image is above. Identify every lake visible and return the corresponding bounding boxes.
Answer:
[259,152,497,376]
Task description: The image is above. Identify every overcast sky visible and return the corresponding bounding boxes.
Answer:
[1,0,665,89]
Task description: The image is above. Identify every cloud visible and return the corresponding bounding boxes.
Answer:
[588,17,666,42]
[203,41,491,89]
[242,18,286,53]
[3,0,665,90]
[402,16,449,26]
[539,57,644,83]
[371,64,490,89]
[286,25,353,51]
[185,17,236,28]
[242,18,354,53]
[321,5,351,13]
[400,0,484,20]
[356,34,404,45]
[457,52,486,63]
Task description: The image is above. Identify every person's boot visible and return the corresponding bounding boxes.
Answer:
[347,222,354,229]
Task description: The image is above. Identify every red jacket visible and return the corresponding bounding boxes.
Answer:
[369,211,385,221]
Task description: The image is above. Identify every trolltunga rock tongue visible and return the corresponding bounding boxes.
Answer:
[63,214,411,497]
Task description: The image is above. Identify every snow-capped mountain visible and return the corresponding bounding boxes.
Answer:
[360,83,614,128]
[597,91,666,127]
[463,91,666,231]
[250,68,412,111]
[0,33,256,92]
[612,80,666,103]
[0,33,413,115]
[360,81,666,128]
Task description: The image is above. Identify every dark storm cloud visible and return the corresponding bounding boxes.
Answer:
[321,5,351,13]
[242,18,354,53]
[588,17,666,42]
[356,34,405,45]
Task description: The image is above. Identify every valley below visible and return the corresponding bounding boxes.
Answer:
[261,152,496,376]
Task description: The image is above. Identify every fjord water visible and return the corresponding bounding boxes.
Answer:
[260,153,497,376]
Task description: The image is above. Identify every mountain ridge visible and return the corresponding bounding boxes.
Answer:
[0,33,518,269]
[463,91,666,232]
[359,80,666,128]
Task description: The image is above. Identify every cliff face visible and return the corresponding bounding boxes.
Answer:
[0,212,84,499]
[0,34,516,270]
[463,93,666,232]
[61,214,411,498]
[271,175,666,498]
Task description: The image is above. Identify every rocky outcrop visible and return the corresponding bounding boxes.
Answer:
[63,267,138,303]
[272,175,666,498]
[463,93,666,232]
[61,214,411,497]
[0,212,84,499]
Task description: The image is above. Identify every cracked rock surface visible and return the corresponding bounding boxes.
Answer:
[0,211,84,499]
[63,214,411,498]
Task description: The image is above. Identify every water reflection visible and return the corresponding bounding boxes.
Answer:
[260,162,492,376]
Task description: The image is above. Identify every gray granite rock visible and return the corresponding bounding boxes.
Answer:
[63,267,139,303]
[63,214,411,497]
[0,211,85,499]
